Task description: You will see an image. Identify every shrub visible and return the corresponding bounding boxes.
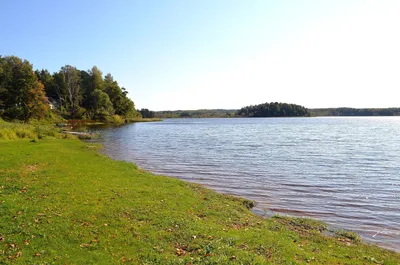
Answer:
[0,128,18,140]
[110,115,125,125]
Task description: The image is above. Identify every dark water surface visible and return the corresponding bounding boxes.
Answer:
[94,117,400,251]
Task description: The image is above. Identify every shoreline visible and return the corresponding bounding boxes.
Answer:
[98,144,399,253]
[118,160,400,254]
[94,117,400,253]
[1,138,399,263]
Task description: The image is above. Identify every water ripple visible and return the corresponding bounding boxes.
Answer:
[95,117,400,252]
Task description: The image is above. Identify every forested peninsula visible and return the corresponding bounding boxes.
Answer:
[0,55,143,123]
[236,102,310,117]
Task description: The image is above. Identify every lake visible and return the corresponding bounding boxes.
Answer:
[93,117,400,251]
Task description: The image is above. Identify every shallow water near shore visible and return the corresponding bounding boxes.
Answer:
[93,117,400,251]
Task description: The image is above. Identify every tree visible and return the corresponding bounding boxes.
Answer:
[91,89,114,120]
[90,66,104,91]
[27,81,49,120]
[2,55,142,121]
[103,74,139,117]
[35,69,56,99]
[103,73,122,107]
[0,56,49,121]
[80,70,92,111]
[52,71,68,113]
[139,108,155,118]
[59,65,81,117]
[0,55,11,111]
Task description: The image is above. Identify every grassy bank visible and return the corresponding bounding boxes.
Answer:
[0,119,67,140]
[0,139,399,264]
[0,118,161,141]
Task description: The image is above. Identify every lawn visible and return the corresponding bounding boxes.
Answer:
[0,139,399,264]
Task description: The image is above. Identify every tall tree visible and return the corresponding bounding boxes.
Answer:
[26,81,49,120]
[2,55,142,121]
[59,65,81,117]
[80,70,92,111]
[81,66,105,113]
[52,71,68,112]
[0,56,49,121]
[91,89,114,120]
[90,66,104,91]
[103,73,121,103]
[35,69,56,99]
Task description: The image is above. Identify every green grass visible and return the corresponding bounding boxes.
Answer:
[0,119,65,140]
[0,139,399,264]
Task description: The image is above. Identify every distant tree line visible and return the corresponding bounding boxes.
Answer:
[236,102,310,117]
[155,109,236,118]
[310,108,400,116]
[0,55,141,122]
[138,108,155,118]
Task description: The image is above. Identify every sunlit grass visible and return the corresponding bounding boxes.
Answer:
[0,119,57,140]
[0,119,76,140]
[0,139,399,264]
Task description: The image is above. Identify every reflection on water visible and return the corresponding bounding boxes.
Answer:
[93,117,400,251]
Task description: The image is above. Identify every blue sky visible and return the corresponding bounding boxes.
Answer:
[1,0,400,110]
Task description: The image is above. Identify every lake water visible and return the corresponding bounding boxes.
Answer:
[94,117,400,251]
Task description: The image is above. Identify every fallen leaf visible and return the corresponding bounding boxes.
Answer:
[176,248,186,256]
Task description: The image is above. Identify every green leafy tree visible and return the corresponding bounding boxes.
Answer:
[2,55,142,121]
[35,69,57,99]
[138,108,155,118]
[91,89,114,120]
[79,70,92,113]
[90,66,104,91]
[27,81,50,119]
[59,65,82,118]
[103,74,139,117]
[51,71,66,114]
[103,73,122,106]
[0,56,49,121]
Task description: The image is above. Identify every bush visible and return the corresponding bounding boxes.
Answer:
[0,128,18,140]
[110,115,125,125]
